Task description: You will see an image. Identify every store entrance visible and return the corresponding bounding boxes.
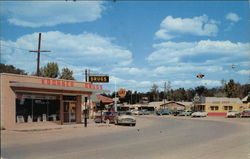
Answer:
[63,101,76,123]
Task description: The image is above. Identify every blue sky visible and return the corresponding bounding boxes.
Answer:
[0,1,249,92]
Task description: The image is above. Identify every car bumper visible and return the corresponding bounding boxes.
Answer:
[118,119,136,124]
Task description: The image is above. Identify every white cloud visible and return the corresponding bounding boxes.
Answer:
[155,15,219,40]
[1,31,133,76]
[153,65,224,75]
[147,40,249,65]
[155,29,176,40]
[111,67,148,76]
[2,1,105,27]
[226,13,240,22]
[106,75,153,92]
[237,70,249,76]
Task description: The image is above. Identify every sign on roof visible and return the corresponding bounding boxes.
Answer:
[89,76,109,83]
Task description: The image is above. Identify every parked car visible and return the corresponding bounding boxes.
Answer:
[178,110,193,116]
[141,109,150,115]
[115,112,136,126]
[191,111,208,117]
[156,110,170,115]
[240,109,250,118]
[226,110,240,118]
[132,110,143,115]
[173,110,183,116]
[94,111,118,124]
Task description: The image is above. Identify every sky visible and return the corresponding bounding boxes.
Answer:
[0,1,249,92]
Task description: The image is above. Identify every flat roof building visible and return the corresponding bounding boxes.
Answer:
[0,73,108,129]
[194,97,249,116]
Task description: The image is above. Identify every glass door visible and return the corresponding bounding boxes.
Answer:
[63,102,76,123]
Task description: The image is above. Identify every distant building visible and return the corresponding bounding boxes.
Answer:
[194,97,249,116]
[242,94,250,104]
[148,100,192,111]
[140,97,149,104]
[160,101,193,111]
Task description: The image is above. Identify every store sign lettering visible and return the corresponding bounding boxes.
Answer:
[41,79,103,90]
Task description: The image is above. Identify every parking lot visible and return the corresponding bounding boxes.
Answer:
[1,115,249,159]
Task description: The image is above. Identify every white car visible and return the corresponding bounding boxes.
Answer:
[191,111,208,117]
[115,112,136,126]
[132,110,142,115]
[226,110,240,118]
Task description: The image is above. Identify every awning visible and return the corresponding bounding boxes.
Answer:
[9,82,109,94]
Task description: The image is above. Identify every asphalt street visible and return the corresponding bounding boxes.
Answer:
[1,116,249,159]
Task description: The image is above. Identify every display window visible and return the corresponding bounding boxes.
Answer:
[16,93,60,123]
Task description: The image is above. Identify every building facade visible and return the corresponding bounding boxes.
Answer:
[194,97,250,116]
[0,73,108,129]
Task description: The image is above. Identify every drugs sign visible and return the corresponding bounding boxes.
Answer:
[89,76,109,83]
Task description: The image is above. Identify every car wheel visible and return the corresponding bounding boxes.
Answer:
[132,123,136,126]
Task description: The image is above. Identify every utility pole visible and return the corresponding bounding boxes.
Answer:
[163,82,167,109]
[29,33,51,76]
[84,97,88,127]
[84,69,89,127]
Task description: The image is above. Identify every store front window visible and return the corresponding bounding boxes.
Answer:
[16,93,60,123]
[224,106,233,111]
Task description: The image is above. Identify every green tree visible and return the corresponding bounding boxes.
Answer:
[0,63,27,75]
[224,79,239,98]
[40,62,59,78]
[186,88,195,101]
[59,67,75,80]
[195,86,208,96]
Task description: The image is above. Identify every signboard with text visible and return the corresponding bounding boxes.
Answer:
[41,79,103,90]
[88,76,109,83]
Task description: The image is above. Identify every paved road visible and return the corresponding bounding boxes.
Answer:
[2,116,249,159]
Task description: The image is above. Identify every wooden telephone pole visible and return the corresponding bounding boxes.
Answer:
[29,33,51,76]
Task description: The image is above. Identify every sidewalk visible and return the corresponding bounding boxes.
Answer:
[5,119,112,132]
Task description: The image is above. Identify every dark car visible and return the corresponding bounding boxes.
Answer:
[240,109,250,118]
[156,110,170,115]
[173,110,183,116]
[94,111,118,124]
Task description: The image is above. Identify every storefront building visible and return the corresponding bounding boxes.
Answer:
[160,101,193,111]
[194,97,249,116]
[0,73,108,129]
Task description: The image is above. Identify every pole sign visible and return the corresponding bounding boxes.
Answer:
[118,88,126,98]
[88,76,109,83]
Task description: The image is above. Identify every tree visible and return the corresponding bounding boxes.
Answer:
[0,63,27,75]
[59,67,75,80]
[195,86,208,96]
[40,62,59,78]
[224,79,238,98]
[150,84,159,101]
[186,88,195,101]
